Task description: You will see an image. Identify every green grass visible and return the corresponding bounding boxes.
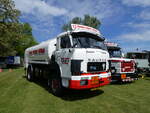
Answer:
[0,68,150,113]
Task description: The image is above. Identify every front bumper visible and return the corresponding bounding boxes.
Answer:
[111,73,138,82]
[69,73,111,90]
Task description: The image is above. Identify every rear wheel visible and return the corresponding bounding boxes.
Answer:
[27,65,34,81]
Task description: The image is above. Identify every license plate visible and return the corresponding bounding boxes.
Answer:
[91,76,99,85]
[121,74,126,79]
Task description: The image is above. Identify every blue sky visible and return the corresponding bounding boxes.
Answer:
[13,0,150,52]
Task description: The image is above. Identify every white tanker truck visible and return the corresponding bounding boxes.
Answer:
[25,24,111,96]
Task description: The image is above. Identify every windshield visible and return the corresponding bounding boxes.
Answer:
[71,32,107,50]
[109,50,122,58]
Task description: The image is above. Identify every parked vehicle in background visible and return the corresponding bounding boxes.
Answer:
[147,51,150,67]
[7,56,21,67]
[147,51,150,73]
[24,24,111,96]
[105,42,138,82]
[126,51,150,73]
[0,56,21,68]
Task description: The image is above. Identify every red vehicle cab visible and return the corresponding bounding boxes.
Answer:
[105,42,138,82]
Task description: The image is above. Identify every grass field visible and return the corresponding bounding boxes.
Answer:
[0,68,150,113]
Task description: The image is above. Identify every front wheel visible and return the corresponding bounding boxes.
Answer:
[48,78,63,96]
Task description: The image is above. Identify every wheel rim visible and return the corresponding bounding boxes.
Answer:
[48,79,50,86]
[27,72,31,80]
[27,68,31,80]
[51,79,60,92]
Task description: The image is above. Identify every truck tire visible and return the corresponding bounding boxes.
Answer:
[27,65,34,81]
[48,72,63,96]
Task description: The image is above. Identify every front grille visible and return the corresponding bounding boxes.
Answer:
[121,61,134,72]
[71,60,83,75]
[87,62,106,72]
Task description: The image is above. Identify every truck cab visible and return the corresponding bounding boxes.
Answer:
[105,42,138,82]
[56,31,110,88]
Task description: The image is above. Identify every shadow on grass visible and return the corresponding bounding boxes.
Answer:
[145,77,150,81]
[110,81,134,85]
[146,74,150,77]
[22,75,26,78]
[22,75,49,90]
[22,75,104,100]
[61,89,104,101]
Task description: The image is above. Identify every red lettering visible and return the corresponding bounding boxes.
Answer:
[29,48,45,55]
[29,51,32,55]
[33,50,37,54]
[38,48,45,54]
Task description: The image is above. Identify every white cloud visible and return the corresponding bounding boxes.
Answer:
[14,0,120,20]
[124,22,150,29]
[66,0,120,20]
[66,0,116,19]
[138,10,150,20]
[13,0,123,34]
[114,29,150,52]
[122,0,150,7]
[117,30,150,41]
[13,0,122,39]
[13,0,67,16]
[12,0,132,45]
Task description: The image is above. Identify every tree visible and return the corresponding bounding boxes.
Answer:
[62,14,101,31]
[62,17,82,31]
[0,0,37,57]
[0,0,20,23]
[83,15,101,29]
[0,22,22,56]
[15,23,38,56]
[0,0,21,56]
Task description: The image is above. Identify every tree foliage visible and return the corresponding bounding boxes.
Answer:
[0,0,37,57]
[0,0,20,23]
[62,14,101,31]
[15,23,38,56]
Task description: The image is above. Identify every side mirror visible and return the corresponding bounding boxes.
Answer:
[122,53,125,57]
[54,44,56,46]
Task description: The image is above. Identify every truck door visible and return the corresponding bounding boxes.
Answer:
[56,35,73,78]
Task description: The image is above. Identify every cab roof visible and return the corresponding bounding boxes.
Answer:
[57,24,104,41]
[57,31,104,41]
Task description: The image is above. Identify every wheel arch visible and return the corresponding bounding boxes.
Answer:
[50,55,62,78]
